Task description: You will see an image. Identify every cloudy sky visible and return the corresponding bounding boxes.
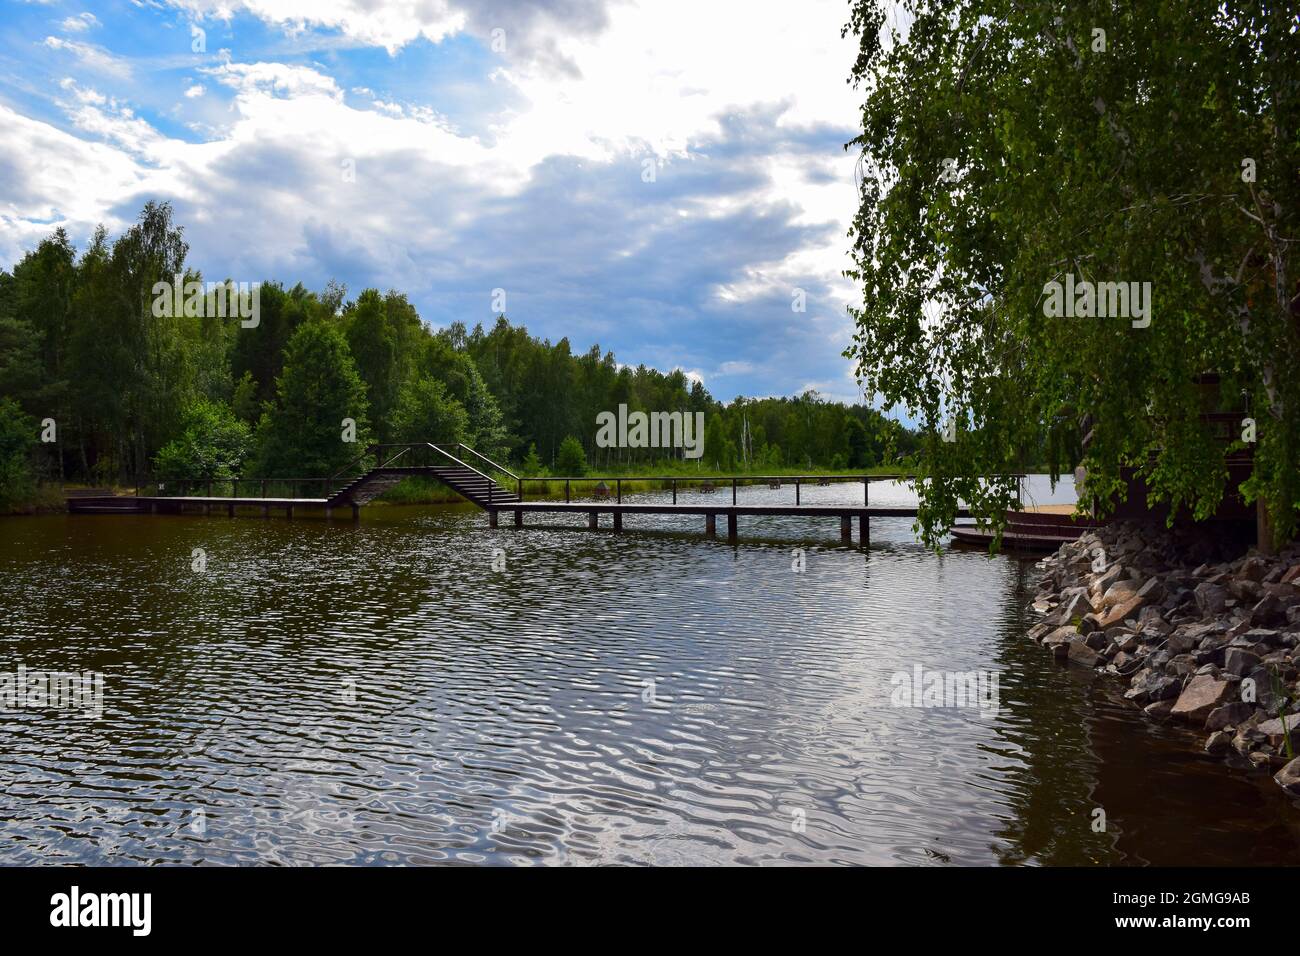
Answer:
[0,0,869,403]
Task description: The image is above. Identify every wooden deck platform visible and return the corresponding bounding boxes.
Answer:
[488,502,973,544]
[69,495,337,518]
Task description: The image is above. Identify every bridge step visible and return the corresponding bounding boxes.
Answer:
[328,461,517,509]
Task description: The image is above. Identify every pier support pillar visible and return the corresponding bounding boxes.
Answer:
[840,515,852,543]
[489,510,499,528]
[285,506,294,520]
[727,513,737,542]
[613,512,622,532]
[514,509,523,528]
[859,514,869,546]
[261,505,269,518]
[227,503,235,518]
[588,511,598,530]
[705,513,716,537]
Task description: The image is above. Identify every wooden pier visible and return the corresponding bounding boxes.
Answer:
[67,441,1001,545]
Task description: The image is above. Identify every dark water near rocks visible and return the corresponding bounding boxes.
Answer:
[1,476,1299,866]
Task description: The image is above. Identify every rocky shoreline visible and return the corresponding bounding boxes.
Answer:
[1027,522,1300,797]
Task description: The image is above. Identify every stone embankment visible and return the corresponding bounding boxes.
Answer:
[1027,523,1300,796]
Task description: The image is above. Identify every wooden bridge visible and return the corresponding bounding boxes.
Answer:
[67,442,996,544]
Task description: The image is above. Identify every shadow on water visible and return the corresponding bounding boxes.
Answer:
[984,558,1300,866]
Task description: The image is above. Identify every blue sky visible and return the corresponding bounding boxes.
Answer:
[0,0,869,404]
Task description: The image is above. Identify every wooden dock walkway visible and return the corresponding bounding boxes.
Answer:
[67,441,1005,545]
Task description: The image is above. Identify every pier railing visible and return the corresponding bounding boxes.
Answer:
[131,445,1025,511]
[513,472,1025,506]
[134,476,347,500]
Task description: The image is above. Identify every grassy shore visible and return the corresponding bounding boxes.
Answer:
[0,484,73,515]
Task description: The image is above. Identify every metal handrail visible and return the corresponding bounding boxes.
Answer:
[455,443,518,482]
[426,443,497,484]
[519,472,1027,483]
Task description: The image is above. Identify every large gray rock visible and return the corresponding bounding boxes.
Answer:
[1110,630,1139,652]
[1205,701,1255,731]
[1144,699,1174,719]
[1244,627,1284,647]
[1206,730,1233,755]
[1167,629,1201,654]
[1195,582,1228,616]
[1063,590,1096,622]
[1039,625,1078,645]
[1124,670,1181,705]
[1136,575,1165,603]
[1252,594,1287,627]
[1100,580,1138,610]
[1171,674,1235,723]
[1275,757,1300,794]
[1257,715,1300,750]
[1230,578,1263,603]
[1238,557,1268,582]
[1097,593,1146,629]
[1067,639,1102,668]
[1224,647,1262,677]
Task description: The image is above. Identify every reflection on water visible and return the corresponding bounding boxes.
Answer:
[1,476,1298,865]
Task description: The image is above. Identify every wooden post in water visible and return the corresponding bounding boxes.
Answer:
[706,513,716,537]
[613,512,623,532]
[796,478,800,505]
[859,514,869,546]
[588,511,598,529]
[489,510,498,528]
[727,513,737,542]
[840,515,851,542]
[514,509,523,527]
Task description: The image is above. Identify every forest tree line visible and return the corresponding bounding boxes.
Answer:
[0,202,917,504]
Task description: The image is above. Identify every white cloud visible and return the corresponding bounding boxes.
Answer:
[172,0,467,54]
[184,84,206,98]
[0,101,149,265]
[42,36,131,78]
[60,12,101,32]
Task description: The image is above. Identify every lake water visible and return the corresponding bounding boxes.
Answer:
[2,475,1298,865]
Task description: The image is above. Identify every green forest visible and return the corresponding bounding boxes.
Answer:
[0,202,916,509]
